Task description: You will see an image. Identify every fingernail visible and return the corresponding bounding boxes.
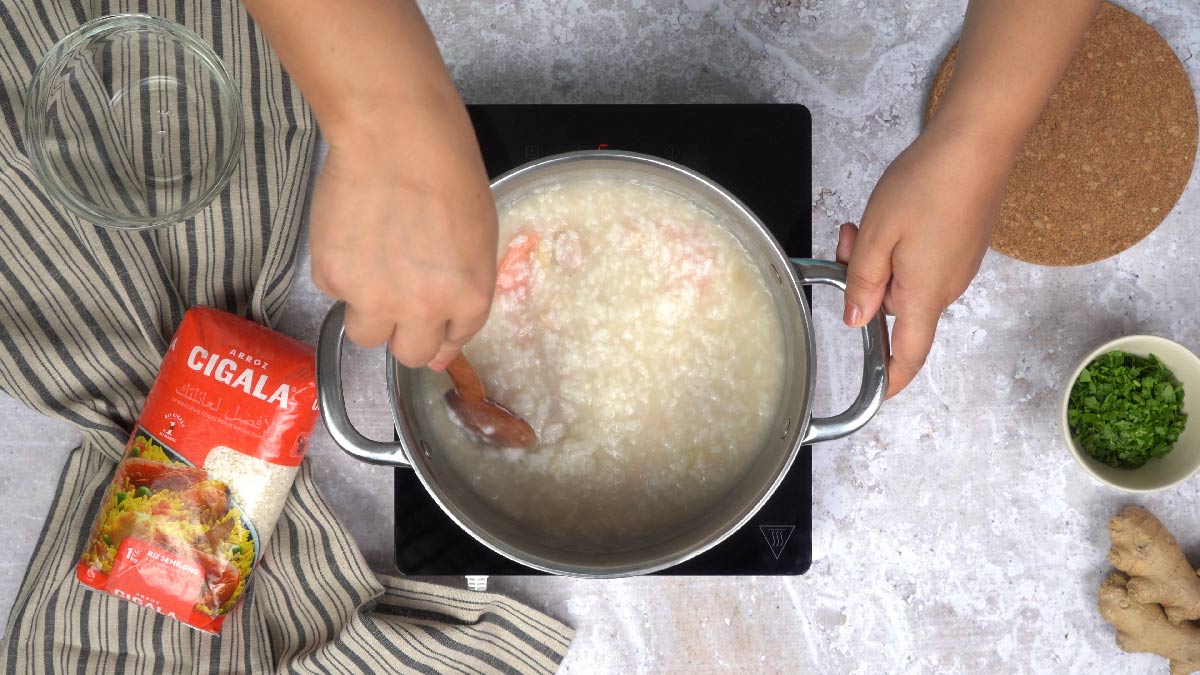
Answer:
[429,360,448,372]
[844,303,862,327]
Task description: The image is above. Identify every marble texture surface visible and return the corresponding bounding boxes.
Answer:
[4,0,1200,672]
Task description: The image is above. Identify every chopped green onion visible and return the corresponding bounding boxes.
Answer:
[1067,350,1187,468]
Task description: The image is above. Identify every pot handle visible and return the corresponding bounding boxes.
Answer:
[317,301,412,467]
[790,259,888,444]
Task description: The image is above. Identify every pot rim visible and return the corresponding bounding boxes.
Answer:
[385,149,817,577]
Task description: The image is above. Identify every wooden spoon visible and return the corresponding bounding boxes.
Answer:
[442,354,537,450]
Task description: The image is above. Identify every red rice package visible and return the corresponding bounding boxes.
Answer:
[76,307,319,634]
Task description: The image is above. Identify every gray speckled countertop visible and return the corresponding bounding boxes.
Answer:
[4,1,1200,672]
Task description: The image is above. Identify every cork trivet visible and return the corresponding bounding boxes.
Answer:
[925,2,1198,266]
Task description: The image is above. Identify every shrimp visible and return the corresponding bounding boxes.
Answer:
[495,232,541,295]
[179,480,230,523]
[119,457,207,492]
[663,226,716,293]
[194,547,241,614]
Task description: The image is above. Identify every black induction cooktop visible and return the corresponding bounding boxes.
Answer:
[394,104,812,576]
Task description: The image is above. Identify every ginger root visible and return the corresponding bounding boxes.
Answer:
[1109,506,1200,624]
[1100,572,1200,675]
[1100,506,1200,674]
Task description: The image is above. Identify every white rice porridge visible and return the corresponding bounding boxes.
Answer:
[417,178,785,547]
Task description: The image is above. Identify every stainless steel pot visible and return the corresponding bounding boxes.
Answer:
[317,150,888,577]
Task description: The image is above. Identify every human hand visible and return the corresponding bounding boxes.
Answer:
[309,89,497,371]
[837,123,1018,397]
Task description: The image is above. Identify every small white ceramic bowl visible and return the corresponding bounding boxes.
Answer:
[1061,335,1200,492]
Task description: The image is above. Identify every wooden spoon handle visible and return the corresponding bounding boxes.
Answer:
[444,353,486,403]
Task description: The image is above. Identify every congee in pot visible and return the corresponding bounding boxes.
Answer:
[417,178,785,547]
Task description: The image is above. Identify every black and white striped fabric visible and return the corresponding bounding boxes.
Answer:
[0,2,573,673]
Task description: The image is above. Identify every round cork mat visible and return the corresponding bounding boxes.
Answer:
[926,2,1197,266]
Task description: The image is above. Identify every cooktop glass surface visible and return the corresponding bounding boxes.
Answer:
[395,104,812,575]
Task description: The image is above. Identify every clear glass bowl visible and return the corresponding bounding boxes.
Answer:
[23,14,243,229]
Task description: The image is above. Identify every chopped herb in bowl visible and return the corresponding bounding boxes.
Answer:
[1067,350,1187,469]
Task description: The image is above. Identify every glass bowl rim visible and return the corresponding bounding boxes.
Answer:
[22,13,245,230]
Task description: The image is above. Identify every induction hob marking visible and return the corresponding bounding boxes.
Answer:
[759,525,795,560]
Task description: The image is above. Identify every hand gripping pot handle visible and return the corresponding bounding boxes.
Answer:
[317,301,412,467]
[792,259,888,444]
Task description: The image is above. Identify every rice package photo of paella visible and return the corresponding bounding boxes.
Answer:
[81,435,255,620]
[75,307,319,634]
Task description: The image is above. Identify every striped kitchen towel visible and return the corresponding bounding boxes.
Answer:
[0,2,572,673]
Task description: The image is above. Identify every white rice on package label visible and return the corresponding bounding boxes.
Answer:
[76,307,319,634]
